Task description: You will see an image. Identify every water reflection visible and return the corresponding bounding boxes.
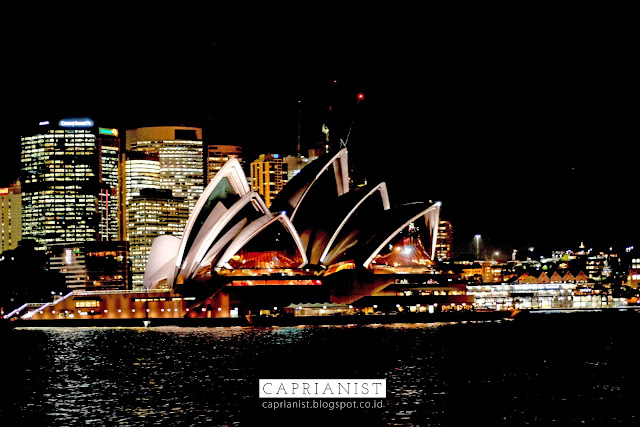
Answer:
[3,314,638,426]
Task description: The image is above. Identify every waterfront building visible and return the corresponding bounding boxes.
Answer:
[127,188,189,288]
[467,281,626,310]
[207,145,243,183]
[356,276,474,313]
[144,149,442,317]
[0,181,21,253]
[514,270,589,284]
[47,241,130,291]
[19,289,193,320]
[10,150,451,321]
[21,119,121,246]
[250,154,288,207]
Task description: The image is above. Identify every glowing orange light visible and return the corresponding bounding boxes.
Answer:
[357,92,365,101]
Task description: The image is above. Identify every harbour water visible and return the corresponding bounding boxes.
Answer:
[1,311,638,426]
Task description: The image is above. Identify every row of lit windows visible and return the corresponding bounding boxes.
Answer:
[75,300,100,308]
[128,205,186,211]
[24,198,96,204]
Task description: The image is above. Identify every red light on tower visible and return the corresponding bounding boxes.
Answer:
[357,92,365,103]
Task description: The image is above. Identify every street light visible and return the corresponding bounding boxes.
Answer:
[474,235,481,259]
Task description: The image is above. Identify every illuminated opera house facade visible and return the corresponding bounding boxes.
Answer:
[146,148,442,316]
[14,150,451,321]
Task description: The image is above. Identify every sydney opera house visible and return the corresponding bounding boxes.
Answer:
[10,149,456,322]
[143,148,444,316]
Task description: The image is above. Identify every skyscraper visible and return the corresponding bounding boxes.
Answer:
[127,188,189,288]
[124,126,203,288]
[122,151,161,238]
[125,126,204,211]
[250,154,288,208]
[20,118,121,247]
[0,181,21,253]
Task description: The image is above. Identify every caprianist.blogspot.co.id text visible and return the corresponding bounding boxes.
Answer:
[261,399,384,411]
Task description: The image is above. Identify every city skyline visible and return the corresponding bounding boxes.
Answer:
[3,29,636,256]
[2,13,638,426]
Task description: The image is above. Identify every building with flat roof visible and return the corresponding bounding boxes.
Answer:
[467,281,626,311]
[125,126,203,211]
[1,181,21,253]
[21,118,121,246]
[127,188,189,288]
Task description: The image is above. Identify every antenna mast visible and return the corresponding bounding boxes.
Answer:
[297,99,302,157]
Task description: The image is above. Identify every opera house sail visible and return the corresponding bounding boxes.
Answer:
[143,148,441,309]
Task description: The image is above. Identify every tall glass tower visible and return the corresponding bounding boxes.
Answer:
[124,126,203,288]
[20,118,121,247]
[125,126,204,212]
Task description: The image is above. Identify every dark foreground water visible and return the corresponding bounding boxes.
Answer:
[1,311,638,426]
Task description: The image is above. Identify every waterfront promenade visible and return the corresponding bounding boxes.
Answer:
[4,307,638,329]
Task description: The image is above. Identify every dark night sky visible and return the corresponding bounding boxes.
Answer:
[2,14,637,257]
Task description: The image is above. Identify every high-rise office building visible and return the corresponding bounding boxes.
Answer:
[436,219,453,260]
[98,127,120,242]
[20,118,121,247]
[250,154,288,208]
[124,127,203,287]
[122,151,160,238]
[0,181,22,253]
[127,188,189,288]
[125,126,203,211]
[207,145,243,183]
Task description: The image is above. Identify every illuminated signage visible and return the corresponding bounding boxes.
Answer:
[59,118,94,128]
[39,121,50,126]
[0,188,9,195]
[99,127,119,137]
